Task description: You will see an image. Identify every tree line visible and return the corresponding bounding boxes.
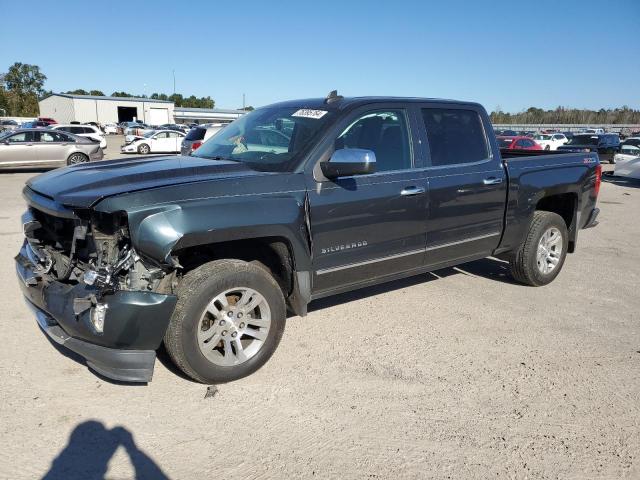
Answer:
[0,62,217,116]
[64,90,215,109]
[491,106,640,125]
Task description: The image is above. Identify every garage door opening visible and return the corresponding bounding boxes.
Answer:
[148,107,170,125]
[117,106,138,122]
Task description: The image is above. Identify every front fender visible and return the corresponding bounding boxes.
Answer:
[124,195,311,270]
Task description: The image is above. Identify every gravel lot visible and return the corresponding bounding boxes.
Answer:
[0,151,638,479]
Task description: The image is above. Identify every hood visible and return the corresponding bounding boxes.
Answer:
[27,155,259,208]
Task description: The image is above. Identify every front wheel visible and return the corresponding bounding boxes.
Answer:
[137,143,150,154]
[164,259,286,383]
[509,211,568,286]
[545,145,551,150]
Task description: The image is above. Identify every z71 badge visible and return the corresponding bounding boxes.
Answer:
[321,241,368,254]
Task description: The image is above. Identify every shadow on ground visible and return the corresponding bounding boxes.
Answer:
[41,420,169,480]
[602,172,640,189]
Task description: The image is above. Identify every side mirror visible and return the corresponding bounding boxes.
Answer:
[321,148,376,178]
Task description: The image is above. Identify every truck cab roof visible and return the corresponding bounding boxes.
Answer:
[266,96,483,112]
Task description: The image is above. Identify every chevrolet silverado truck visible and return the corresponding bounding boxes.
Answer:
[16,93,602,384]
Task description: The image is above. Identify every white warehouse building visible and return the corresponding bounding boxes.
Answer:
[39,93,175,125]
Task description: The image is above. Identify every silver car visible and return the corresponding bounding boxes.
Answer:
[0,128,104,169]
[180,124,225,155]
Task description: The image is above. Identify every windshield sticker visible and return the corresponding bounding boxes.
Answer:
[292,109,328,119]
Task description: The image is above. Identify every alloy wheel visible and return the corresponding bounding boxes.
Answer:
[197,287,271,366]
[536,227,562,274]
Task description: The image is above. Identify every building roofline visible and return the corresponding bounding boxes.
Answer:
[173,107,246,114]
[42,93,174,104]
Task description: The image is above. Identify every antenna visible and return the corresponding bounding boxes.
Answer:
[325,90,343,104]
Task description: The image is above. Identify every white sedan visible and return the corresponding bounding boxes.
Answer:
[533,133,568,150]
[121,129,186,154]
[103,123,118,135]
[613,141,640,179]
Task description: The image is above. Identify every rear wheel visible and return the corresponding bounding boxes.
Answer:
[509,211,568,286]
[67,152,88,165]
[164,259,286,383]
[137,143,150,154]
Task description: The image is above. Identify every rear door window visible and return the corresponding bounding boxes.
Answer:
[421,108,489,166]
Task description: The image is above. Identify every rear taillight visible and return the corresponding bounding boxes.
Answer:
[191,141,202,151]
[594,164,602,196]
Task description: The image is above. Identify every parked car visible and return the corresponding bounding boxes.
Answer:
[0,128,103,168]
[121,129,185,154]
[52,124,107,149]
[84,121,105,133]
[612,140,640,179]
[557,133,621,163]
[21,121,50,128]
[14,95,601,384]
[103,123,118,135]
[37,117,57,125]
[533,133,569,150]
[497,135,542,150]
[0,119,19,132]
[124,123,151,136]
[180,124,225,155]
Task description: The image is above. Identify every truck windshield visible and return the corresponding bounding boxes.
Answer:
[567,135,599,146]
[191,106,337,172]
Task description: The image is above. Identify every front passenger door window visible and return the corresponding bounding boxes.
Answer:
[335,110,411,172]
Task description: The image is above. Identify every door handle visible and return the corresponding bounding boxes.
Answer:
[400,186,425,196]
[483,177,503,185]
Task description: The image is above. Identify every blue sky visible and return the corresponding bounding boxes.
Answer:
[1,0,638,111]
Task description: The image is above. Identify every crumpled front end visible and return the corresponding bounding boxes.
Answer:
[16,189,178,382]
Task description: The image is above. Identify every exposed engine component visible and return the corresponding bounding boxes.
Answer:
[24,207,175,294]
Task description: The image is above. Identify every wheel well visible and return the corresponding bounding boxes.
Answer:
[535,193,577,252]
[173,237,294,296]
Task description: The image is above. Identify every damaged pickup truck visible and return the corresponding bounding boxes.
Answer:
[16,93,602,383]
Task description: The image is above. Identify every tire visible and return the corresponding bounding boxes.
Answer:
[509,211,568,286]
[137,143,150,154]
[545,145,550,150]
[164,259,286,383]
[67,152,89,165]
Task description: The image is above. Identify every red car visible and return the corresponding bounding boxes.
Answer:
[497,135,542,150]
[37,117,57,125]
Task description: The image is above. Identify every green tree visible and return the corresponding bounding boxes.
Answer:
[66,89,89,95]
[89,90,105,96]
[2,62,47,116]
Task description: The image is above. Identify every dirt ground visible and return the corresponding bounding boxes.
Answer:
[0,154,638,479]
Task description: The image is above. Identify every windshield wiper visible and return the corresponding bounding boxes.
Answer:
[194,155,239,162]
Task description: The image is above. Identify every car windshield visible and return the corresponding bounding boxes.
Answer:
[143,131,156,138]
[192,106,337,172]
[567,135,599,146]
[497,137,514,148]
[535,135,552,140]
[621,145,640,154]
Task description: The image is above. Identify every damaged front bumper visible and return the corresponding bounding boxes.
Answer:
[16,242,177,382]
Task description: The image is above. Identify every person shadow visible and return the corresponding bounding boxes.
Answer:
[42,420,170,480]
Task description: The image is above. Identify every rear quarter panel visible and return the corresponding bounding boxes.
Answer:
[499,152,599,253]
